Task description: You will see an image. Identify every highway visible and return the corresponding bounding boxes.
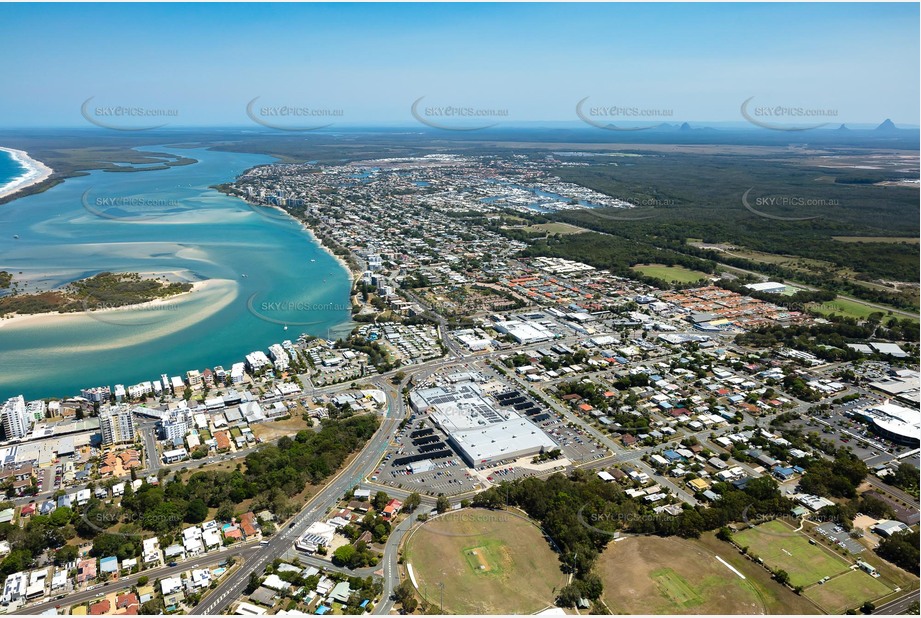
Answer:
[191,373,416,615]
[873,591,920,615]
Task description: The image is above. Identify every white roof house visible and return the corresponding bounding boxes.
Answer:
[161,576,183,595]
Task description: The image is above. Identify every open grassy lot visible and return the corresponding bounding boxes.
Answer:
[734,520,850,588]
[250,415,310,441]
[804,569,893,614]
[598,534,821,614]
[521,222,587,236]
[403,508,565,614]
[810,297,886,320]
[631,264,710,283]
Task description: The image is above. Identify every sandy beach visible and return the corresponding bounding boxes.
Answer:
[0,146,54,201]
[0,278,217,329]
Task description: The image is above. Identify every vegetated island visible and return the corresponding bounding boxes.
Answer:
[0,271,193,318]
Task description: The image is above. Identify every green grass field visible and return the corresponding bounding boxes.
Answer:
[804,569,893,614]
[734,520,850,588]
[403,509,565,614]
[810,297,885,320]
[651,568,703,608]
[632,264,711,284]
[598,533,820,614]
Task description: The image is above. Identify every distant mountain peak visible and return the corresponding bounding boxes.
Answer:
[876,118,898,131]
[679,122,692,131]
[836,123,849,131]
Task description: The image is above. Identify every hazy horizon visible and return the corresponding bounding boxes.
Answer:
[1,2,918,129]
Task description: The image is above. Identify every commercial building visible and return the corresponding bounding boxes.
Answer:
[448,416,557,466]
[744,282,786,294]
[268,344,290,372]
[410,382,558,466]
[99,406,136,446]
[492,319,554,344]
[855,402,921,447]
[186,370,203,391]
[80,386,111,403]
[1,396,31,440]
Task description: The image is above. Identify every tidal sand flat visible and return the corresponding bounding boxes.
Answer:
[0,146,353,400]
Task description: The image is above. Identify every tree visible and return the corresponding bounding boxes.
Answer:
[372,491,390,513]
[54,545,79,566]
[394,581,417,612]
[137,575,149,586]
[49,506,73,527]
[875,529,919,573]
[435,495,451,514]
[861,601,875,614]
[245,571,261,594]
[332,545,357,567]
[185,498,209,524]
[1,549,32,576]
[404,492,422,513]
[140,600,163,615]
[773,569,790,586]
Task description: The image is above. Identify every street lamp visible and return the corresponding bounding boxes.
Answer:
[438,581,445,613]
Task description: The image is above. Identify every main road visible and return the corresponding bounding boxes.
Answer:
[191,369,422,615]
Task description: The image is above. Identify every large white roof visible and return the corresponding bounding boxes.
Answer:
[863,402,921,442]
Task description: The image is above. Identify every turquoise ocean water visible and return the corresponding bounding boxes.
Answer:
[0,148,27,192]
[0,146,353,400]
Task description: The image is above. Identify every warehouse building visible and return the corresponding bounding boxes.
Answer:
[448,416,557,467]
[744,281,786,294]
[409,382,557,467]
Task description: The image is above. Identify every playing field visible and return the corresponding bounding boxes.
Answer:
[804,569,892,614]
[598,534,820,614]
[632,264,710,283]
[734,520,850,588]
[809,297,883,320]
[403,509,566,614]
[521,222,586,236]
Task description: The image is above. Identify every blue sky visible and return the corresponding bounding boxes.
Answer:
[1,2,918,127]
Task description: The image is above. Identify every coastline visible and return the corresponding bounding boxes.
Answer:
[239,197,358,286]
[0,147,54,201]
[0,278,212,329]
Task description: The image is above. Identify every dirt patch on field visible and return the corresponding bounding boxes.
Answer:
[466,547,493,572]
